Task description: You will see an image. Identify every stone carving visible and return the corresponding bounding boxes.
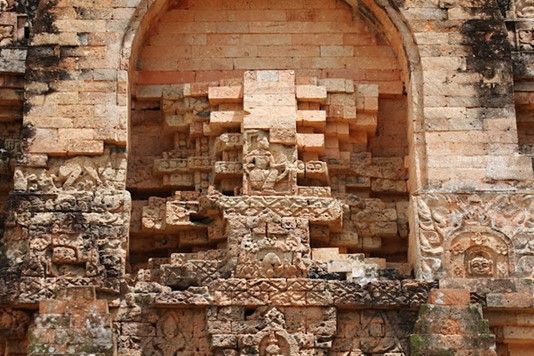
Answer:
[14,149,127,192]
[516,0,534,17]
[228,215,310,279]
[207,306,332,354]
[448,228,511,278]
[0,24,13,46]
[260,333,290,356]
[0,1,9,12]
[243,131,293,195]
[145,313,186,355]
[134,309,210,355]
[415,193,532,280]
[0,0,532,350]
[0,0,15,12]
[127,71,410,286]
[256,309,299,356]
[333,309,417,354]
[415,198,444,280]
[518,28,534,50]
[505,0,534,77]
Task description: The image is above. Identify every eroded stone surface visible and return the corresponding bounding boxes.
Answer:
[0,0,533,355]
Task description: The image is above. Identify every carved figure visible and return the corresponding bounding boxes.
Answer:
[448,229,512,278]
[147,313,186,356]
[466,251,494,277]
[244,136,288,193]
[261,334,288,356]
[57,159,101,188]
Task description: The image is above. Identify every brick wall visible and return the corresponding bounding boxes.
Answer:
[129,0,409,195]
[135,0,403,96]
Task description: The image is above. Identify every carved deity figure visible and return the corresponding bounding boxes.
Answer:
[261,252,283,275]
[448,229,511,278]
[259,333,290,356]
[147,313,186,356]
[467,254,494,277]
[244,136,288,193]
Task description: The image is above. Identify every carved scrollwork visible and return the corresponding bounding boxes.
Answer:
[415,193,533,280]
[446,228,513,278]
[516,0,534,17]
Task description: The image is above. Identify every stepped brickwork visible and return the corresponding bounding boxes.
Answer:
[0,0,532,355]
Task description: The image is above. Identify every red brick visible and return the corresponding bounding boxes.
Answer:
[428,289,470,306]
[176,58,234,71]
[136,71,195,85]
[152,33,208,46]
[321,45,354,57]
[291,34,344,45]
[343,33,377,45]
[192,45,257,58]
[221,0,303,10]
[286,9,352,22]
[195,70,244,83]
[227,10,286,21]
[257,45,320,57]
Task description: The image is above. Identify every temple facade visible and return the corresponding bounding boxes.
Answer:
[0,0,533,355]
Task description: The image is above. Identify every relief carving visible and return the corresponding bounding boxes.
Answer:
[145,313,186,356]
[0,24,13,46]
[126,70,415,292]
[448,228,512,278]
[134,309,210,355]
[243,131,294,195]
[415,193,532,280]
[14,149,127,192]
[0,1,9,11]
[516,0,534,17]
[119,70,443,355]
[231,214,310,279]
[518,28,534,50]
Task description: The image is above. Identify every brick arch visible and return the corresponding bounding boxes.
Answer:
[120,0,427,190]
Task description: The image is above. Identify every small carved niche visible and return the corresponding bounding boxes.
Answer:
[448,229,512,278]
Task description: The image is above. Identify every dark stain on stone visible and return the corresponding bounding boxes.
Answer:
[461,20,511,75]
[25,44,73,89]
[26,45,61,68]
[309,266,344,280]
[31,0,59,35]
[495,0,511,16]
[20,123,35,142]
[512,52,532,79]
[460,16,514,108]
[389,0,405,11]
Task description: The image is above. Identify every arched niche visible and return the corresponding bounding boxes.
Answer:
[120,0,425,272]
[120,0,426,189]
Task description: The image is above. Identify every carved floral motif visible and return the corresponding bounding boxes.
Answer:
[415,193,533,280]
